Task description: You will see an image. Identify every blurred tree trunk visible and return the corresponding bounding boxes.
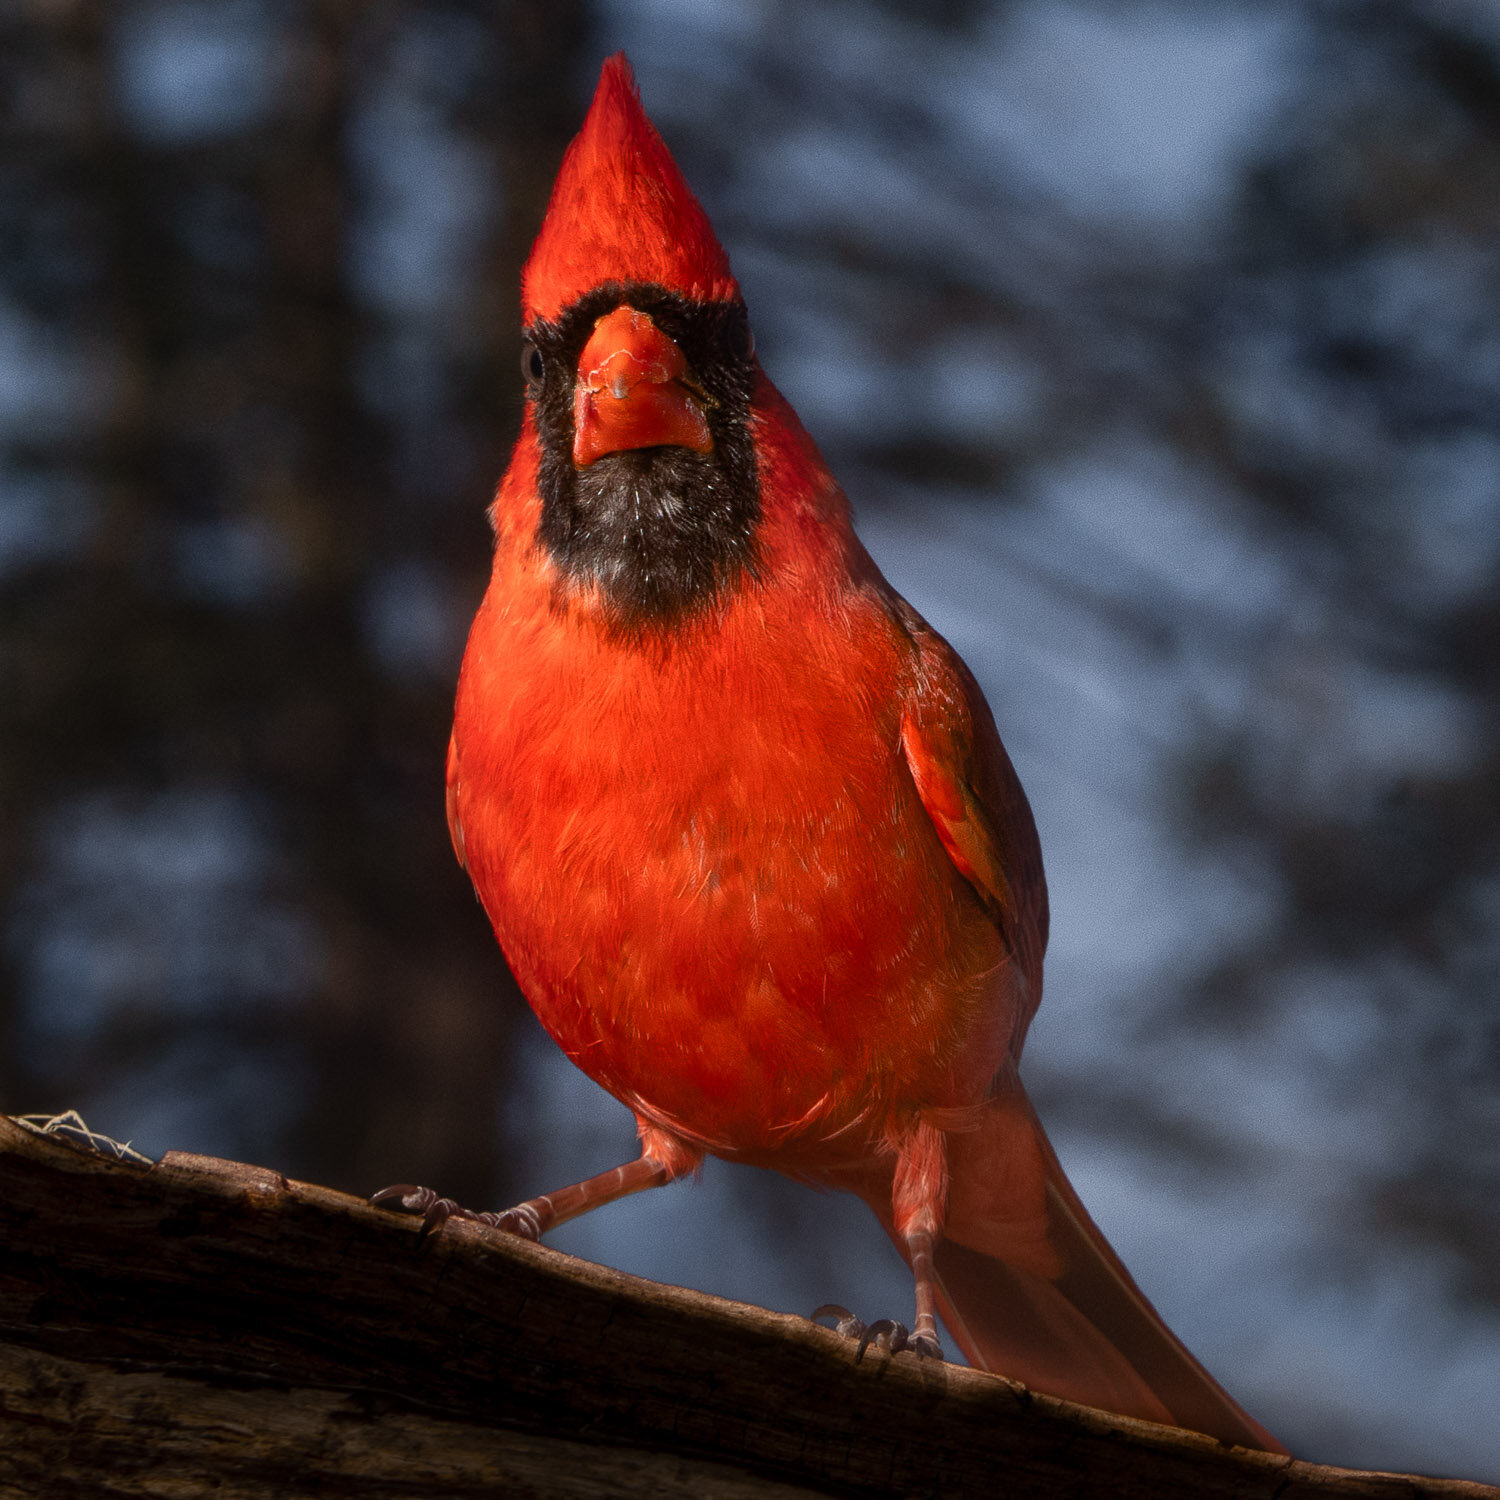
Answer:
[0,0,585,1203]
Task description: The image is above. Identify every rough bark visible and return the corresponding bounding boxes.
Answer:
[0,1115,1492,1500]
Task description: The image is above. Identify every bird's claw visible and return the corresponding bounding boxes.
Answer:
[812,1303,867,1342]
[901,1326,944,1361]
[856,1318,908,1361]
[370,1183,440,1218]
[370,1183,540,1242]
[372,1183,470,1238]
[812,1305,943,1363]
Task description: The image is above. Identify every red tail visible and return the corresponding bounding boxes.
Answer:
[868,1087,1286,1452]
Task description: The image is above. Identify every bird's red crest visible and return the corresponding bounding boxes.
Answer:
[522,54,740,324]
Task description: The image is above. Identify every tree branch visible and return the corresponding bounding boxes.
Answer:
[0,1116,1491,1499]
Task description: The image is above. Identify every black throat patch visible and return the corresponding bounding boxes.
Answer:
[525,282,761,627]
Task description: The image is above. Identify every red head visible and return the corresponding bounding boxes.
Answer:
[513,57,771,626]
[522,54,741,325]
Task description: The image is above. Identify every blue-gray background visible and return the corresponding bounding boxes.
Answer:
[3,0,1498,1478]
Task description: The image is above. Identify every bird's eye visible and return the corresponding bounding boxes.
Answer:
[727,318,755,362]
[521,341,545,390]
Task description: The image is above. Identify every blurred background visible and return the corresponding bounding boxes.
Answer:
[3,0,1498,1478]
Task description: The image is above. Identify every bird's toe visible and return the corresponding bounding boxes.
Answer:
[811,1303,868,1342]
[371,1183,512,1240]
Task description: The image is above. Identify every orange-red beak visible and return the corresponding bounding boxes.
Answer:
[572,306,713,466]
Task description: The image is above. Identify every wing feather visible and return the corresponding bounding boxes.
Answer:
[891,595,1047,1048]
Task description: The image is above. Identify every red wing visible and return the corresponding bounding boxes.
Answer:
[900,713,1017,933]
[893,598,1048,1036]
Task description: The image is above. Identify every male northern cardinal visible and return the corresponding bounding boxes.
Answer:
[379,54,1283,1453]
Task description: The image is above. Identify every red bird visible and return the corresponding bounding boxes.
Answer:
[382,55,1283,1453]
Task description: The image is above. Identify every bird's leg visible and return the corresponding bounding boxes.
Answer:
[816,1121,948,1361]
[373,1121,702,1242]
[900,1217,943,1358]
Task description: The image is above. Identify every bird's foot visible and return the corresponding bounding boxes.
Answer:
[858,1320,943,1361]
[812,1304,943,1362]
[370,1183,544,1242]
